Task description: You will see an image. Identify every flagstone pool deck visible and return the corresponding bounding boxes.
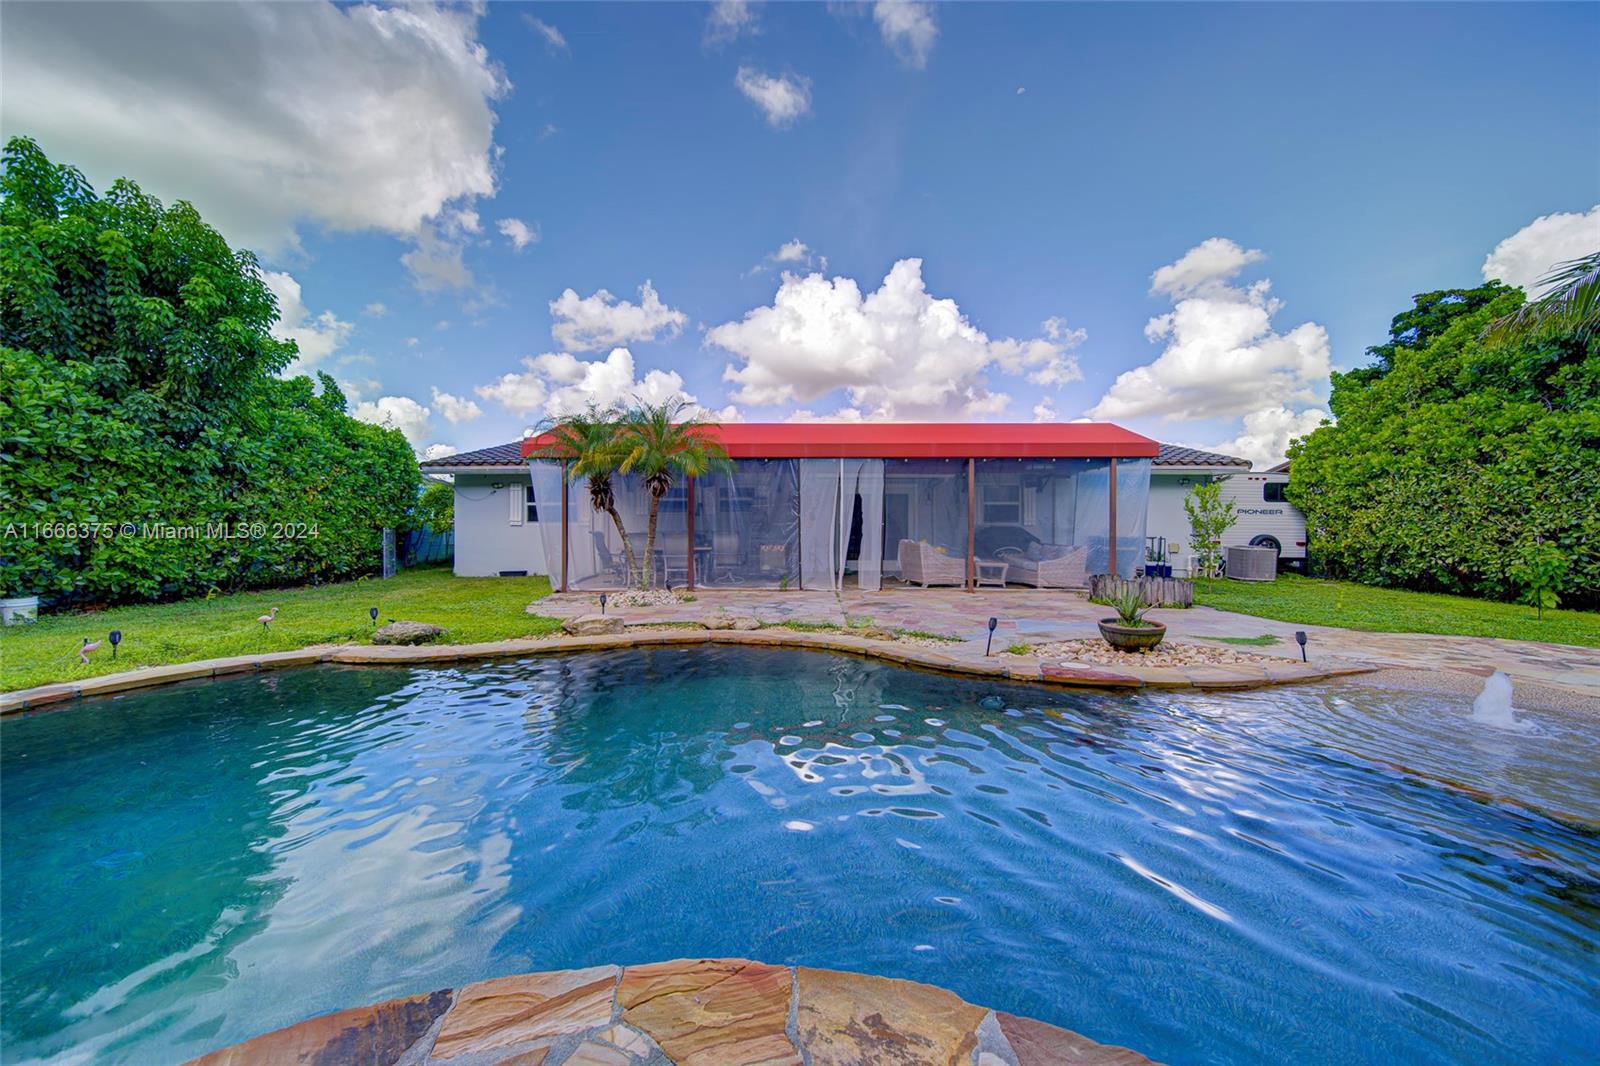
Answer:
[4,588,1596,714]
[187,957,1153,1066]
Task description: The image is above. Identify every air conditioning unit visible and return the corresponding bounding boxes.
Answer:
[1226,545,1277,582]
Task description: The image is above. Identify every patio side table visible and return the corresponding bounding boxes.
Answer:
[974,559,1009,588]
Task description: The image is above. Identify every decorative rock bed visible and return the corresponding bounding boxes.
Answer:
[1017,640,1279,669]
[187,957,1154,1066]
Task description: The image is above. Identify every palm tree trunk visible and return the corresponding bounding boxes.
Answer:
[606,506,640,586]
[644,492,662,586]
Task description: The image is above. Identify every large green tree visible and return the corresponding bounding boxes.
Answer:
[0,137,418,605]
[1288,282,1600,608]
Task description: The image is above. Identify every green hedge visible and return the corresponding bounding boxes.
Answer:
[1288,283,1600,609]
[0,137,418,606]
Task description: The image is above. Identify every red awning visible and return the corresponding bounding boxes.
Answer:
[522,422,1157,460]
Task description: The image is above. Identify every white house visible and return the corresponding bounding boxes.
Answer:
[1146,446,1307,575]
[415,442,548,578]
[422,434,1304,583]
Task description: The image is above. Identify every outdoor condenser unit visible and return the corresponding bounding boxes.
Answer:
[1226,545,1278,582]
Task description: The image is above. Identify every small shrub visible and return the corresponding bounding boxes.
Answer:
[1509,540,1568,620]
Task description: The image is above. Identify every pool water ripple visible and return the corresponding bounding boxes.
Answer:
[2,647,1597,1065]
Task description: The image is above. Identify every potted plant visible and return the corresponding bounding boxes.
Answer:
[1098,586,1166,652]
[0,588,40,626]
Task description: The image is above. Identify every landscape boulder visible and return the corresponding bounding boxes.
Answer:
[562,614,625,636]
[705,613,761,631]
[373,621,444,646]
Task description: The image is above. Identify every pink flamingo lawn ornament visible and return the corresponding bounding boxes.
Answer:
[257,607,279,630]
[77,638,101,664]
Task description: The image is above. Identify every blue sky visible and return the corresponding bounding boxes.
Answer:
[4,1,1598,466]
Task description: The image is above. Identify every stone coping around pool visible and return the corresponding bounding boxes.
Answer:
[185,957,1158,1066]
[0,628,1374,714]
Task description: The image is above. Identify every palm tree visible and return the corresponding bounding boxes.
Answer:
[1483,251,1600,346]
[617,398,732,587]
[530,407,641,585]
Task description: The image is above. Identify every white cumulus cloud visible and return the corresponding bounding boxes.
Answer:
[873,1,938,69]
[707,258,1084,420]
[262,270,354,376]
[1482,205,1600,296]
[421,443,459,461]
[735,67,812,128]
[549,280,687,352]
[353,395,432,445]
[430,387,483,424]
[1200,405,1329,471]
[705,1,759,47]
[474,347,719,421]
[749,238,826,276]
[1086,238,1328,424]
[497,217,540,250]
[1148,237,1266,300]
[0,2,509,254]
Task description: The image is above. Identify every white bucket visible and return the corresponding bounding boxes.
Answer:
[0,596,40,625]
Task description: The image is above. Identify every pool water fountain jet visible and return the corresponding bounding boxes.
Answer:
[1471,670,1533,732]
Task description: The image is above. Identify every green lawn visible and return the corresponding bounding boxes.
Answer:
[1,566,562,693]
[1193,573,1600,648]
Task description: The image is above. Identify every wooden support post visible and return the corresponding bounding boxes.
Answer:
[1108,457,1119,578]
[966,458,976,591]
[685,477,696,590]
[559,461,570,593]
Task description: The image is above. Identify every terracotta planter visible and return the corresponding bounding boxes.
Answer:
[1098,618,1167,652]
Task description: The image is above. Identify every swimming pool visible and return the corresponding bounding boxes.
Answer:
[2,647,1596,1064]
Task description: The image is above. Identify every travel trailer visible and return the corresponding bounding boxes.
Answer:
[1216,465,1308,570]
[1145,451,1307,576]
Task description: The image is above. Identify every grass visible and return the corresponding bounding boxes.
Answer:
[0,566,563,692]
[896,629,963,644]
[1202,634,1282,647]
[1194,573,1600,648]
[761,619,962,643]
[765,620,846,634]
[1005,642,1033,656]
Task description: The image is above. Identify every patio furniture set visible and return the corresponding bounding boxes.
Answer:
[897,539,1090,590]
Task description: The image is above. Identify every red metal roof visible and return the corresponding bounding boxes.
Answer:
[522,422,1157,460]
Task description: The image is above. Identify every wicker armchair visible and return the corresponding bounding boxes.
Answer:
[995,543,1088,589]
[898,539,967,588]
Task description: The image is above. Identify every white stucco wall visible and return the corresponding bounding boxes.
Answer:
[452,472,550,578]
[1148,472,1206,575]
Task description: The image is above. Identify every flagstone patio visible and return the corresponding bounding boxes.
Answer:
[535,587,1600,710]
[187,958,1153,1066]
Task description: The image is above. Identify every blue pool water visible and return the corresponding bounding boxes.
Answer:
[2,647,1597,1064]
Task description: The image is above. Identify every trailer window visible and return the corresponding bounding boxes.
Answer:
[1263,482,1287,503]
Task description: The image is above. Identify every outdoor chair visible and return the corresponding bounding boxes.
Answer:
[591,532,629,585]
[995,542,1089,589]
[898,539,967,587]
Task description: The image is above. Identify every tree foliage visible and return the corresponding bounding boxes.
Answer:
[1288,282,1600,609]
[416,481,455,532]
[534,400,731,587]
[1483,251,1600,347]
[0,137,418,605]
[1183,479,1237,578]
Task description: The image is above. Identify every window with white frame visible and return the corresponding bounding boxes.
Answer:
[509,482,538,525]
[981,482,1022,524]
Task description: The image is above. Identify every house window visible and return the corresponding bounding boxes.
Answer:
[1263,482,1287,503]
[509,482,537,525]
[982,483,1022,525]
